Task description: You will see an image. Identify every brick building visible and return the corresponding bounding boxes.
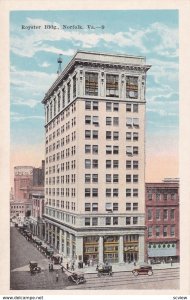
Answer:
[145,179,179,263]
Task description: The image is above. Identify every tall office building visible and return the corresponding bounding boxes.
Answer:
[42,51,151,264]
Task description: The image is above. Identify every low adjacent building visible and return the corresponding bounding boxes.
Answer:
[145,179,179,263]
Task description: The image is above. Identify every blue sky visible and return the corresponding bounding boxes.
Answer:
[10,10,179,181]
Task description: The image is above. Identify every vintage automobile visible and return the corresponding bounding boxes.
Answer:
[51,254,62,265]
[96,263,113,277]
[29,261,41,274]
[68,272,86,285]
[132,265,153,276]
[45,247,54,257]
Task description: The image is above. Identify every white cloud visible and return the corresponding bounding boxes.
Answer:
[39,61,51,68]
[11,111,44,122]
[12,97,40,108]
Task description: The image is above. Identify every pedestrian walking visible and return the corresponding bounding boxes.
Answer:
[71,262,75,271]
[56,272,59,282]
[66,262,69,270]
[61,265,64,273]
[170,257,173,267]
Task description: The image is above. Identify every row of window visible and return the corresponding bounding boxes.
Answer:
[148,225,176,237]
[147,208,176,221]
[85,188,139,197]
[46,174,76,185]
[85,202,138,212]
[46,208,76,225]
[147,193,178,201]
[85,216,138,226]
[47,199,76,211]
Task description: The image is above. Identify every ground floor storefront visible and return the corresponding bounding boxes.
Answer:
[44,219,145,265]
[147,242,180,264]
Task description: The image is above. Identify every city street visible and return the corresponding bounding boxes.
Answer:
[10,227,180,290]
[10,227,69,290]
[66,268,180,290]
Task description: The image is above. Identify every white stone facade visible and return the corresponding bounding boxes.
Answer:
[42,51,151,264]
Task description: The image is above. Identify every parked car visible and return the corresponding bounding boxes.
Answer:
[132,265,153,276]
[96,263,112,277]
[29,261,41,274]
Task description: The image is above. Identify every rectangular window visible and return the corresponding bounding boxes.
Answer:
[170,209,175,220]
[156,226,160,237]
[85,159,91,169]
[92,174,98,183]
[92,145,98,154]
[113,102,119,111]
[92,217,98,226]
[85,188,91,197]
[92,188,98,197]
[105,202,112,211]
[126,203,131,211]
[126,189,131,197]
[92,160,98,168]
[133,175,138,183]
[113,189,118,197]
[106,145,112,154]
[133,203,138,211]
[126,103,131,112]
[133,217,138,225]
[92,130,98,139]
[126,146,132,155]
[126,160,131,169]
[106,117,112,125]
[85,130,91,139]
[113,160,119,168]
[126,132,132,140]
[156,209,160,220]
[106,102,112,111]
[73,75,76,98]
[113,174,119,183]
[92,203,98,212]
[85,115,91,124]
[148,226,152,237]
[133,104,138,112]
[85,218,90,226]
[163,209,168,220]
[113,203,118,211]
[163,225,168,237]
[126,76,138,99]
[148,209,152,220]
[163,194,167,201]
[67,82,71,103]
[133,147,138,155]
[106,217,111,225]
[106,174,112,183]
[106,74,119,97]
[113,131,119,140]
[106,160,112,168]
[85,100,91,110]
[85,174,91,183]
[126,174,131,183]
[93,116,99,126]
[126,118,132,127]
[113,217,118,225]
[85,203,91,211]
[133,161,138,169]
[126,217,131,225]
[133,118,139,127]
[85,145,91,154]
[85,72,98,96]
[106,189,111,197]
[170,225,175,236]
[93,101,99,110]
[133,132,138,141]
[113,117,119,126]
[156,193,160,201]
[106,131,112,140]
[113,146,119,154]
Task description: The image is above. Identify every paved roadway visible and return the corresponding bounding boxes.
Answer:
[10,227,180,290]
[66,268,179,290]
[10,227,69,290]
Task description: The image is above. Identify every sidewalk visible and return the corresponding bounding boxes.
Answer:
[61,260,180,274]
